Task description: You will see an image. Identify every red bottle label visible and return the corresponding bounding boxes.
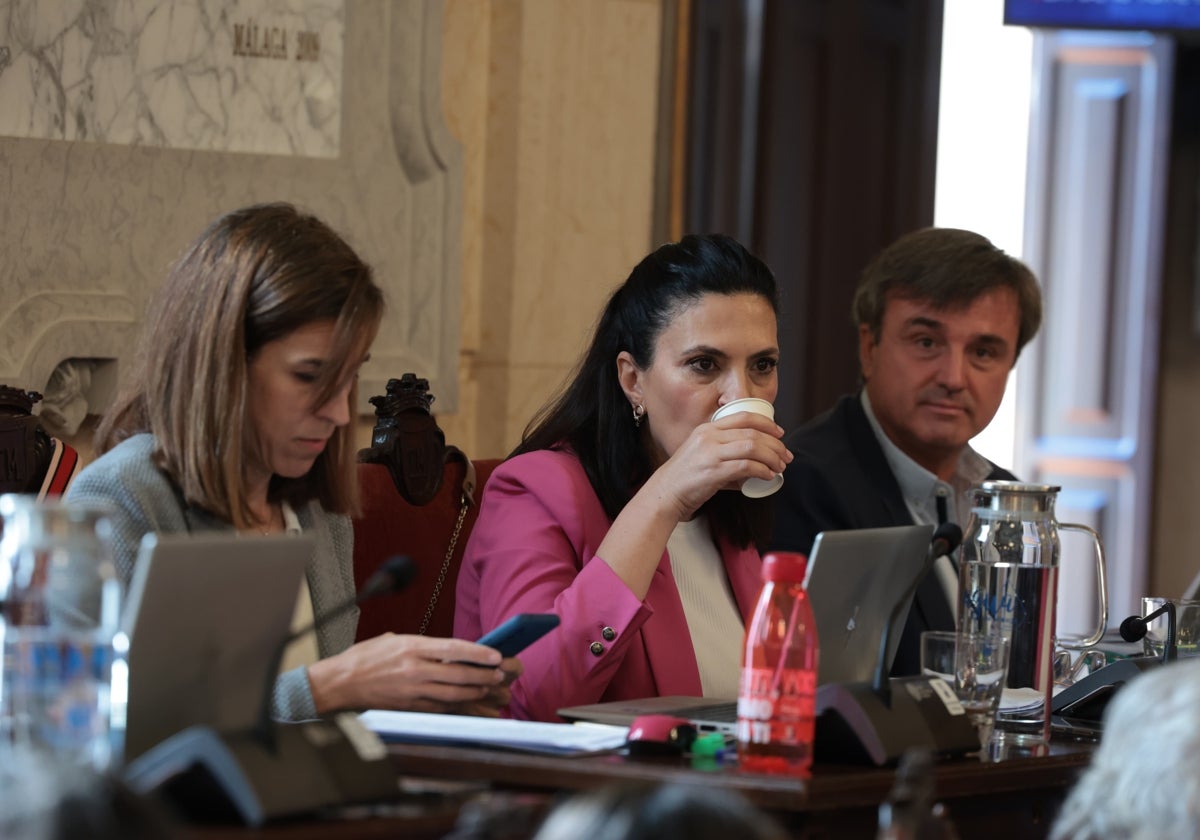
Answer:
[736,666,817,746]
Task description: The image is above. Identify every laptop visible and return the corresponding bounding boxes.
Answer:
[557,524,934,733]
[120,532,312,761]
[805,524,934,685]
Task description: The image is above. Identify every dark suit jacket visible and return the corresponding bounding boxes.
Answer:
[771,393,1016,677]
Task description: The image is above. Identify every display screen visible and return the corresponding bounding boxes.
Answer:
[1005,0,1200,30]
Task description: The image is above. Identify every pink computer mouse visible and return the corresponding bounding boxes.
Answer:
[626,714,698,755]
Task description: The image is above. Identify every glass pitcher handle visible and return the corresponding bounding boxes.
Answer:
[1058,522,1109,648]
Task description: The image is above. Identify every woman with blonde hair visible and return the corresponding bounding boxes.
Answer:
[69,202,517,720]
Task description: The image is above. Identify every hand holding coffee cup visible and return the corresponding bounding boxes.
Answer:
[709,398,786,498]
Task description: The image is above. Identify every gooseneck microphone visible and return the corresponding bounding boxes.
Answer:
[872,522,963,700]
[1049,602,1175,726]
[256,555,417,746]
[283,555,416,649]
[1119,600,1177,663]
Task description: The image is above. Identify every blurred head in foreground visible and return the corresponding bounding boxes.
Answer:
[1050,658,1200,840]
[531,783,788,840]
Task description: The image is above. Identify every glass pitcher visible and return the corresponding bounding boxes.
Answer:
[956,481,1107,745]
[0,495,124,770]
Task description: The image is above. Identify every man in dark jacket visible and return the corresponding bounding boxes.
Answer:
[773,228,1043,676]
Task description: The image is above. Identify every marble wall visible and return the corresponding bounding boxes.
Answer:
[0,1,344,157]
[1,0,463,426]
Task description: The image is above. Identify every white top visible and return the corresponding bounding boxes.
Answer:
[667,515,745,698]
[279,501,320,673]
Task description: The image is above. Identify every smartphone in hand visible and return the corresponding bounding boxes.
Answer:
[476,613,560,657]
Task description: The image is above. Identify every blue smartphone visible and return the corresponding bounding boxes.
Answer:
[476,613,560,657]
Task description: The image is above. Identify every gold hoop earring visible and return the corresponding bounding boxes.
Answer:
[632,404,645,428]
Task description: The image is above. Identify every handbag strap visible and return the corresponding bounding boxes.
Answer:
[417,455,477,636]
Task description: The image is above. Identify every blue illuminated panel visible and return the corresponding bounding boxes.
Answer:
[1005,0,1200,31]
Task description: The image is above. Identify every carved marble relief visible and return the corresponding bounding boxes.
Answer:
[0,0,462,421]
[0,0,344,157]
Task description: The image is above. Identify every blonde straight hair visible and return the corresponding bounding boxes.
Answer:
[97,203,384,527]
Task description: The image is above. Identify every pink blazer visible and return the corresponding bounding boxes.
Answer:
[454,448,763,722]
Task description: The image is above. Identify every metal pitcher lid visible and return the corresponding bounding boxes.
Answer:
[978,480,1062,494]
[973,480,1062,514]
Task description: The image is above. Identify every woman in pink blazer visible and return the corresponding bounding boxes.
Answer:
[455,235,793,721]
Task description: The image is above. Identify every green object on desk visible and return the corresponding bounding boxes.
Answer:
[689,732,735,771]
[691,732,725,758]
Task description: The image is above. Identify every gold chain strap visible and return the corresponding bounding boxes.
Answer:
[420,494,470,633]
[417,458,477,636]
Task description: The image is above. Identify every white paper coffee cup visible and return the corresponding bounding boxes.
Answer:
[709,398,785,498]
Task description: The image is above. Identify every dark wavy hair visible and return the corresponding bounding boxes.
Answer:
[514,234,779,549]
[853,227,1042,360]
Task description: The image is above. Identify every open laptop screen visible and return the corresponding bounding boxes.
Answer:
[803,524,933,685]
[120,532,311,761]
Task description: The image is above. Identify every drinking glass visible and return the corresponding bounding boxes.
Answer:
[1141,597,1200,658]
[921,630,1010,749]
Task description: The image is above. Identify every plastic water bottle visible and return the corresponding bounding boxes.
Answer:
[737,551,819,776]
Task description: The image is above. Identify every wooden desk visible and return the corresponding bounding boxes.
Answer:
[386,740,1092,838]
[187,740,1093,839]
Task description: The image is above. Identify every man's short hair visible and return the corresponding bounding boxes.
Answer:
[852,227,1043,359]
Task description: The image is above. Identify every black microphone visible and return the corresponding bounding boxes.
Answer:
[1119,601,1177,663]
[873,522,963,699]
[1118,615,1149,641]
[361,555,419,598]
[1050,603,1176,726]
[282,555,416,647]
[256,555,417,747]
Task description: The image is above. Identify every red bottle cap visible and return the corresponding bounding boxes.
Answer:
[761,551,808,583]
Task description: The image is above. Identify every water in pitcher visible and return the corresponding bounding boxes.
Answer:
[958,479,1107,751]
[1,625,124,769]
[959,559,1059,744]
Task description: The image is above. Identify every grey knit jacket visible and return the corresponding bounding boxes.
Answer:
[66,433,358,721]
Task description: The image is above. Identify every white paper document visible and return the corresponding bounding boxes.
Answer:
[999,684,1067,713]
[359,710,629,755]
